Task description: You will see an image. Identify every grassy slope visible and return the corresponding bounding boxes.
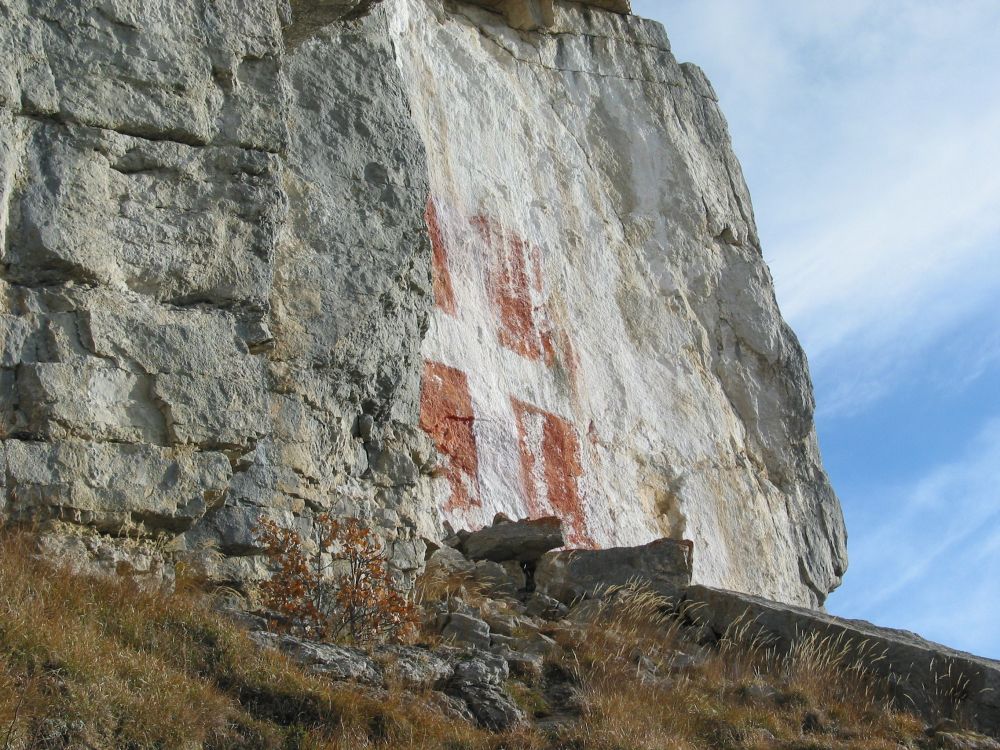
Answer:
[0,533,481,750]
[0,533,933,750]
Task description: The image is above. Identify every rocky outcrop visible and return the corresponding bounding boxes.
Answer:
[462,514,565,563]
[0,0,846,607]
[535,538,693,604]
[251,631,386,684]
[685,585,1000,738]
[445,651,525,730]
[243,529,1000,739]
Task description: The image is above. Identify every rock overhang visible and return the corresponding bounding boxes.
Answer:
[284,0,633,44]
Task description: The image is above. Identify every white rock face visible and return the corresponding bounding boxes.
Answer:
[391,0,846,606]
[0,0,846,606]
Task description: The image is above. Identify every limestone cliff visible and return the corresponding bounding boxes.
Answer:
[0,0,847,606]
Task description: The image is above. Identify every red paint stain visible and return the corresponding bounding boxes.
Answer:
[425,198,457,316]
[560,331,581,400]
[512,398,593,547]
[419,360,480,511]
[470,215,579,402]
[529,244,544,293]
[473,215,545,362]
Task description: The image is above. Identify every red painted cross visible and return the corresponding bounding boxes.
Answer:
[420,197,595,546]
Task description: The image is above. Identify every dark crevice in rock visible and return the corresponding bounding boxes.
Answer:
[15,111,282,156]
[127,510,202,535]
[541,28,666,53]
[18,112,209,149]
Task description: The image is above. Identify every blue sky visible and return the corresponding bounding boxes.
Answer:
[633,0,1000,658]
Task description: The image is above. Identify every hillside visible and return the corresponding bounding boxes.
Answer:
[4,1,997,747]
[3,529,982,750]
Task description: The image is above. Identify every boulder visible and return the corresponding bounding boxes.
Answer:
[448,683,524,730]
[463,516,565,564]
[490,633,516,651]
[428,692,477,724]
[512,633,558,657]
[500,560,528,591]
[451,650,509,686]
[684,585,1000,738]
[471,560,524,596]
[446,652,524,730]
[499,649,544,682]
[524,592,569,621]
[249,632,383,685]
[375,645,453,688]
[441,612,491,649]
[482,609,522,637]
[535,539,694,605]
[425,546,476,578]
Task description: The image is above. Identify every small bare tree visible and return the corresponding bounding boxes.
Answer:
[254,514,418,645]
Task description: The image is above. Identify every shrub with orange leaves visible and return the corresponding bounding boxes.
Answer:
[254,514,419,645]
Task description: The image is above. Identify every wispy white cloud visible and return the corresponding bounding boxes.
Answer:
[635,0,1000,416]
[825,417,1000,657]
[632,1,1000,658]
[933,326,1000,395]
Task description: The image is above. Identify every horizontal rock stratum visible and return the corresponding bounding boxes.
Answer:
[0,0,847,606]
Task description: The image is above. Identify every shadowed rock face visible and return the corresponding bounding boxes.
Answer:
[463,0,630,30]
[0,0,846,606]
[463,515,565,563]
[285,0,384,46]
[284,0,631,42]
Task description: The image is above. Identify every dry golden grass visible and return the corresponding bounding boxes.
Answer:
[544,581,927,750]
[0,537,936,750]
[0,532,485,750]
[414,560,492,611]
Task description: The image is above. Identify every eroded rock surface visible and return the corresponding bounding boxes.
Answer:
[1,0,846,607]
[0,0,437,585]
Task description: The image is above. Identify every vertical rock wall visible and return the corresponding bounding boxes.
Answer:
[0,0,436,584]
[0,0,847,606]
[391,0,847,606]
